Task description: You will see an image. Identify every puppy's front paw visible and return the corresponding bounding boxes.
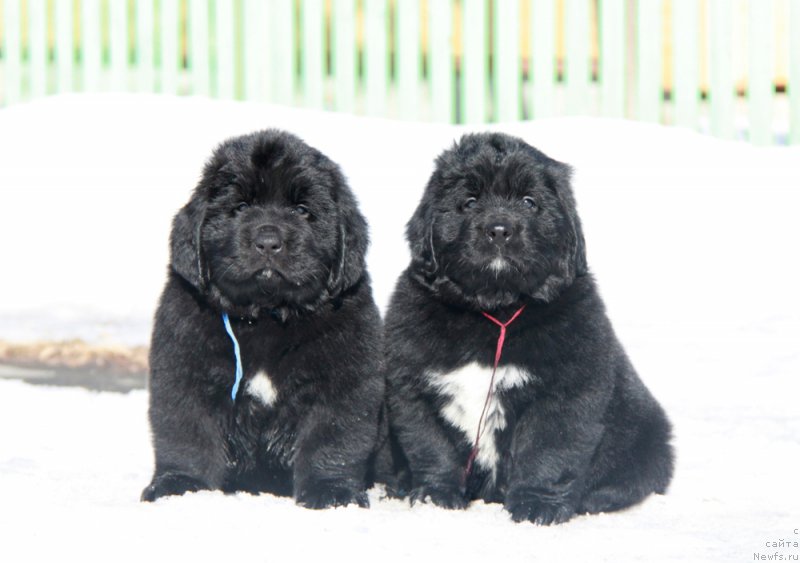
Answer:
[295,482,369,510]
[505,487,576,525]
[409,484,467,510]
[141,472,207,502]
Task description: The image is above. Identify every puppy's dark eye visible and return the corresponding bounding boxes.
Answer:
[234,202,249,213]
[292,204,310,217]
[463,197,478,211]
[523,196,538,210]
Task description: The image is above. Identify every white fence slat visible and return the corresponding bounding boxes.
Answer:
[160,0,179,94]
[55,0,74,93]
[792,0,800,144]
[190,0,211,97]
[709,0,735,139]
[364,0,388,116]
[531,0,555,119]
[333,0,356,113]
[271,0,295,105]
[28,0,48,98]
[494,0,520,121]
[242,0,268,102]
[110,0,129,91]
[396,0,421,119]
[2,0,22,104]
[302,0,325,108]
[136,0,156,92]
[636,0,662,122]
[600,0,625,118]
[565,0,590,115]
[81,0,102,91]
[215,0,235,99]
[672,0,699,128]
[429,0,454,123]
[462,0,487,123]
[748,0,773,145]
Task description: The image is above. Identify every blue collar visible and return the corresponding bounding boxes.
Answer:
[221,313,243,401]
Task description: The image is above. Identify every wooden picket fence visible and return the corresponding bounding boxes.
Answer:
[0,0,798,145]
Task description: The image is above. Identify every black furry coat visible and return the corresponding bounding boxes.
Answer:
[142,130,383,509]
[382,133,674,524]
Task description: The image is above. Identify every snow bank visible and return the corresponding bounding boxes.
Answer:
[1,95,799,562]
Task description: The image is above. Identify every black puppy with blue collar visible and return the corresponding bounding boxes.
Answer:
[141,130,383,508]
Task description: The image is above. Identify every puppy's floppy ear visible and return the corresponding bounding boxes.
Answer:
[512,139,588,298]
[528,159,588,303]
[327,184,369,296]
[405,191,438,278]
[169,196,208,291]
[547,159,588,277]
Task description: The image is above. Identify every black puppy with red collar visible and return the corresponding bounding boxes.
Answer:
[381,133,674,525]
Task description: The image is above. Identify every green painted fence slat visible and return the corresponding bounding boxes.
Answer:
[110,0,129,91]
[748,0,773,146]
[428,0,454,123]
[29,0,47,98]
[600,0,625,119]
[55,0,74,93]
[636,0,661,122]
[81,0,102,91]
[531,0,555,119]
[333,0,356,113]
[271,0,295,105]
[242,0,268,102]
[2,0,22,105]
[709,0,735,139]
[301,0,325,109]
[565,0,590,115]
[672,0,699,128]
[136,0,156,92]
[160,0,179,94]
[494,0,520,121]
[462,0,487,123]
[364,0,388,116]
[792,0,800,145]
[396,0,421,120]
[214,0,235,99]
[190,0,211,97]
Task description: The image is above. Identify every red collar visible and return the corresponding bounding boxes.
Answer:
[481,306,526,366]
[464,305,526,482]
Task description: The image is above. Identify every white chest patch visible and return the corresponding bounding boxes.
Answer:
[246,371,277,407]
[429,362,532,478]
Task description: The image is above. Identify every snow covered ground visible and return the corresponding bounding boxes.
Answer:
[1,94,799,562]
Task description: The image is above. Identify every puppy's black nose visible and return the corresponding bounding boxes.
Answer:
[486,222,512,244]
[253,225,283,255]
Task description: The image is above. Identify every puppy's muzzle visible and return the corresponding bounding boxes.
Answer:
[253,224,283,255]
